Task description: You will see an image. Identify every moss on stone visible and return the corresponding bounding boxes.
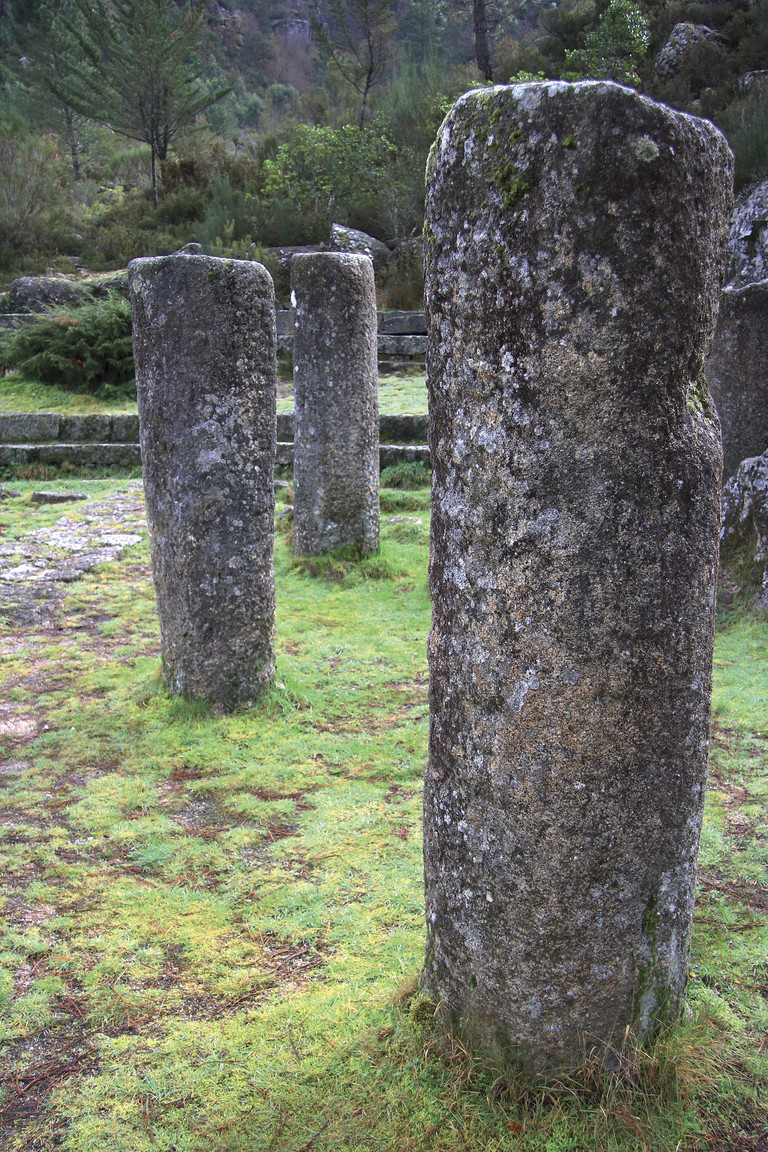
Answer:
[492,159,530,214]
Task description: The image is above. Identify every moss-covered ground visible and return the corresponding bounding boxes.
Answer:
[0,477,766,1151]
[0,372,428,418]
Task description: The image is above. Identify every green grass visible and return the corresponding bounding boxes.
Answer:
[0,479,766,1151]
[1,371,428,417]
[0,372,138,415]
[279,373,427,415]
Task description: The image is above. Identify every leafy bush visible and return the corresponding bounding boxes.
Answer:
[0,112,74,269]
[262,123,396,233]
[0,293,135,398]
[562,0,649,85]
[380,460,431,489]
[78,189,182,269]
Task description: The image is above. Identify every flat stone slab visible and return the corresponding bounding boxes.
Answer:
[0,483,146,625]
[0,444,141,467]
[31,491,88,505]
[378,311,427,335]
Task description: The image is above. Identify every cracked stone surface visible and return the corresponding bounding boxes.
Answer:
[0,483,145,625]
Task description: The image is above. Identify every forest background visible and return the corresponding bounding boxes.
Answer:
[0,0,767,313]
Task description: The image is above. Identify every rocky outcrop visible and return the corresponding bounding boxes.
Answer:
[6,277,86,313]
[720,451,768,609]
[329,224,391,268]
[706,281,768,479]
[726,180,768,289]
[654,22,724,82]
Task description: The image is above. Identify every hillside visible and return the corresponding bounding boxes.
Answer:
[0,0,766,286]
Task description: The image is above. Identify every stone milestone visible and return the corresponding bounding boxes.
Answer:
[128,254,277,709]
[291,252,379,557]
[423,80,732,1070]
[706,281,768,480]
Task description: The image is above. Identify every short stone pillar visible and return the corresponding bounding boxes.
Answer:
[706,282,768,480]
[423,81,732,1070]
[128,255,277,709]
[291,253,379,556]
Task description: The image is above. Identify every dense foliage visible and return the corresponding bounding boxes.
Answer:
[0,0,765,286]
[0,293,135,397]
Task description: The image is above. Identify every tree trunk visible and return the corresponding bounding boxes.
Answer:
[151,146,158,208]
[63,105,82,182]
[473,0,493,82]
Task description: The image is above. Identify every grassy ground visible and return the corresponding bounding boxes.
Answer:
[0,480,767,1151]
[0,373,428,418]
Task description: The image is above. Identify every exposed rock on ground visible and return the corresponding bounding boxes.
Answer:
[0,484,145,626]
[6,277,86,313]
[706,280,768,479]
[329,224,391,269]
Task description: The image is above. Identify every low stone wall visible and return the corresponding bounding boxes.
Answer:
[0,442,141,467]
[0,413,139,444]
[0,412,429,472]
[276,412,427,443]
[275,310,427,369]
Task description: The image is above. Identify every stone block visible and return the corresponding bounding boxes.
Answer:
[707,282,768,479]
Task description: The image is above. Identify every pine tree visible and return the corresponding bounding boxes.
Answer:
[42,0,228,206]
[311,0,398,126]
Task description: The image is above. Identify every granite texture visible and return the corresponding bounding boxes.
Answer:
[128,254,277,709]
[706,281,768,480]
[423,80,732,1070]
[292,253,379,556]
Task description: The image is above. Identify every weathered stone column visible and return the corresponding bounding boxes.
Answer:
[128,255,277,709]
[291,253,379,556]
[706,282,768,480]
[423,81,732,1070]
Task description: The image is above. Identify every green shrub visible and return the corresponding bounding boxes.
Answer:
[195,176,256,249]
[0,293,135,398]
[380,460,431,489]
[0,112,74,269]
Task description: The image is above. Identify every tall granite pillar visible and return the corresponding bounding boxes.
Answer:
[128,254,277,709]
[705,282,768,480]
[423,81,732,1069]
[291,253,379,556]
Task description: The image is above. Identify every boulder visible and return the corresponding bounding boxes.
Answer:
[727,180,768,289]
[267,245,323,276]
[7,276,86,313]
[706,281,768,479]
[654,23,723,82]
[329,224,391,268]
[737,70,768,97]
